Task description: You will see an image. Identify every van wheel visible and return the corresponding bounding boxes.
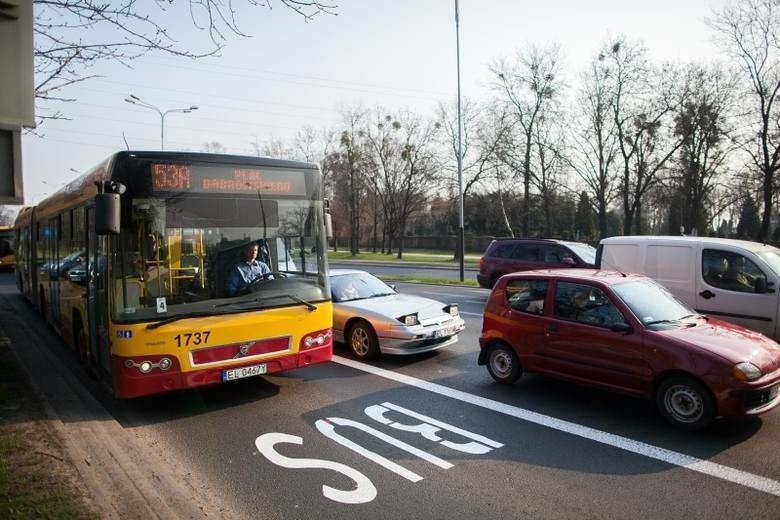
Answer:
[489,274,502,289]
[486,343,522,384]
[656,376,715,430]
[348,321,379,361]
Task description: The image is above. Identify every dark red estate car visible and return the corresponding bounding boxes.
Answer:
[476,238,596,289]
[478,269,780,430]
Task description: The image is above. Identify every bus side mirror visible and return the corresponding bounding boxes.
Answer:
[95,181,125,235]
[95,192,121,235]
[325,212,333,240]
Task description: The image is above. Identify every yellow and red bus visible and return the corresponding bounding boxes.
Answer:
[15,151,332,398]
[0,225,14,271]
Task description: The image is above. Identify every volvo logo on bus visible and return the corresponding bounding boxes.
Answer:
[234,343,252,359]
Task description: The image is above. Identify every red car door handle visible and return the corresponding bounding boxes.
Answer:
[699,290,716,299]
[548,324,559,333]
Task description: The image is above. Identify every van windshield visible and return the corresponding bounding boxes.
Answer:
[756,249,780,277]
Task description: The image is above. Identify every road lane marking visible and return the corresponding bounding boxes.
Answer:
[459,311,483,317]
[332,355,780,497]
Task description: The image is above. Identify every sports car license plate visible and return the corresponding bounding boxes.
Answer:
[434,326,456,338]
[222,363,267,382]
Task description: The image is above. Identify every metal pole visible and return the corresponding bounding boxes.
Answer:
[455,0,465,282]
[160,111,165,150]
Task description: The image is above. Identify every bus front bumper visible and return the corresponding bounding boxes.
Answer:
[111,344,332,399]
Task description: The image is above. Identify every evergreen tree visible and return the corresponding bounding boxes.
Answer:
[574,192,595,241]
[736,194,761,239]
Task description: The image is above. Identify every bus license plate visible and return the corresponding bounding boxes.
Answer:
[222,364,267,382]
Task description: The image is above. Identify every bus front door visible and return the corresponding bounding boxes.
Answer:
[86,208,112,378]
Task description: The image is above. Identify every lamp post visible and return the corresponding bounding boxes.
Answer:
[124,94,198,150]
[455,0,465,282]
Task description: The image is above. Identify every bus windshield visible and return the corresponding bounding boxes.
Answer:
[110,193,329,322]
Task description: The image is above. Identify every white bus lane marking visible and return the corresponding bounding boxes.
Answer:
[332,355,780,498]
[365,402,503,454]
[255,401,503,504]
[316,417,452,482]
[254,433,377,505]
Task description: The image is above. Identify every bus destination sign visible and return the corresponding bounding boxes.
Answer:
[152,164,307,195]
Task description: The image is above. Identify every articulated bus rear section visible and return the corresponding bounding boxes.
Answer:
[0,225,15,272]
[15,151,333,398]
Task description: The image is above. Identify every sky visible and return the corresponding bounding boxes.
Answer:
[17,0,732,207]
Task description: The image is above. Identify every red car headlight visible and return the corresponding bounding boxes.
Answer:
[733,361,762,382]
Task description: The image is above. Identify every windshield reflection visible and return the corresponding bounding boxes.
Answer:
[611,279,695,327]
[331,272,396,302]
[111,195,328,322]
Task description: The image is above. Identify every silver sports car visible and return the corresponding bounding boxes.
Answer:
[330,269,466,360]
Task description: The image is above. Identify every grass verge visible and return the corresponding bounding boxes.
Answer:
[329,249,480,266]
[0,339,97,519]
[381,274,480,287]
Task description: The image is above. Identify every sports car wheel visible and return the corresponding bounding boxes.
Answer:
[349,321,379,361]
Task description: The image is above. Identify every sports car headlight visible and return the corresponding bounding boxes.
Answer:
[733,361,762,382]
[444,304,459,316]
[398,313,419,326]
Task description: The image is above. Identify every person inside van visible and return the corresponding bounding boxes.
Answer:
[703,254,728,288]
[721,256,755,292]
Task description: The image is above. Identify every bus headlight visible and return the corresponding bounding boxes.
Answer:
[158,357,172,371]
[139,361,153,374]
[301,329,332,350]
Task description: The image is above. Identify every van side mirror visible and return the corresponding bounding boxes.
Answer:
[755,277,768,294]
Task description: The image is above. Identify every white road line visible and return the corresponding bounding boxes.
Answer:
[459,311,483,317]
[331,355,780,497]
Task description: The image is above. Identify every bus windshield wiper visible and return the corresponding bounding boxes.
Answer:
[216,294,317,311]
[146,310,228,330]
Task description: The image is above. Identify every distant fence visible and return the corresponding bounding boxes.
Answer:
[332,235,498,254]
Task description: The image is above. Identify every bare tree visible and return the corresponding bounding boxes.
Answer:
[602,37,684,234]
[33,0,337,122]
[669,64,736,235]
[363,110,439,258]
[331,108,368,255]
[492,44,564,236]
[566,52,620,239]
[708,0,780,241]
[531,113,568,236]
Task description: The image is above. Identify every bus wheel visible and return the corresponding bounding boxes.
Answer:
[348,321,379,361]
[38,288,47,323]
[75,324,96,378]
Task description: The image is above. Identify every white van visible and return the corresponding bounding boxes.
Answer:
[597,235,780,340]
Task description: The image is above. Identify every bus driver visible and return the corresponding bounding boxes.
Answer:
[226,243,273,296]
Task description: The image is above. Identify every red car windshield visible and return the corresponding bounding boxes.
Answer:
[611,279,694,325]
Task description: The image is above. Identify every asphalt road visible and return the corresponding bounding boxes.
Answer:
[3,271,780,519]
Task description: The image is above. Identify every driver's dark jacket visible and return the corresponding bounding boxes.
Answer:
[227,260,272,295]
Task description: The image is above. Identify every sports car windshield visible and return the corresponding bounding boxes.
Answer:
[331,272,396,302]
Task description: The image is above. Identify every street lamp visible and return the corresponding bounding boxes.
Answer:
[455,0,465,282]
[124,94,198,150]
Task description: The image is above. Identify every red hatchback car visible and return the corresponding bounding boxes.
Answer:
[478,269,780,430]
